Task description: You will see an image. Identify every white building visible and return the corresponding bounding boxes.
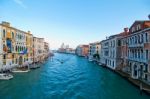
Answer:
[100,35,122,70]
[33,37,45,63]
[88,42,101,61]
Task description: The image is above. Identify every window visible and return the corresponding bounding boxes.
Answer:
[16,58,18,64]
[3,55,6,59]
[135,36,137,44]
[12,60,14,64]
[138,35,140,44]
[145,33,148,42]
[113,40,115,47]
[136,24,141,31]
[135,49,137,58]
[3,61,6,65]
[113,61,114,67]
[146,50,148,59]
[118,40,121,46]
[138,50,140,58]
[141,34,143,43]
[16,46,18,52]
[12,54,15,58]
[3,29,6,38]
[141,49,143,59]
[132,27,135,32]
[12,32,14,39]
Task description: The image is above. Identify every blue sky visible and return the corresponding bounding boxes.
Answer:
[0,0,150,49]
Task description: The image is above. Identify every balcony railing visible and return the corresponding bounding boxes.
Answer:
[127,57,148,63]
[128,43,144,48]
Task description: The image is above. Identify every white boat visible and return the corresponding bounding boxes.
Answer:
[88,57,93,62]
[12,68,30,73]
[0,73,13,80]
[98,63,102,65]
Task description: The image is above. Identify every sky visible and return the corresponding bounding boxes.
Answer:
[0,0,150,50]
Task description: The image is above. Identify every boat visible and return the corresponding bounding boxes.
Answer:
[88,58,93,62]
[98,63,102,65]
[0,73,13,80]
[12,68,30,73]
[30,64,40,69]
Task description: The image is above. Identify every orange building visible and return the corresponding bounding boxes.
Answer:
[76,45,89,57]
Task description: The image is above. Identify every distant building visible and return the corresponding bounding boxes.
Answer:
[44,42,50,59]
[76,45,89,57]
[66,48,75,54]
[58,43,75,54]
[88,42,101,61]
[33,37,45,63]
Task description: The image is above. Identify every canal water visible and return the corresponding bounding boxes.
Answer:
[0,53,150,99]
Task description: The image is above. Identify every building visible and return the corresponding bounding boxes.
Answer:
[126,20,150,83]
[100,34,123,70]
[66,48,75,54]
[44,42,50,59]
[58,43,75,54]
[88,42,101,61]
[115,28,129,71]
[0,21,49,72]
[76,45,89,57]
[25,31,33,65]
[0,21,35,71]
[33,37,45,63]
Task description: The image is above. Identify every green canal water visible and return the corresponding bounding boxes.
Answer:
[0,53,150,99]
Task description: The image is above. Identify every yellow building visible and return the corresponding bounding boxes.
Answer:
[0,21,49,71]
[0,22,33,71]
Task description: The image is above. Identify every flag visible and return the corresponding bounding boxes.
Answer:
[20,48,28,55]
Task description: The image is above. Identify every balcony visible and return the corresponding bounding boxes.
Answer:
[127,57,148,63]
[128,43,144,48]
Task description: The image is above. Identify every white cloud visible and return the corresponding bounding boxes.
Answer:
[13,0,27,8]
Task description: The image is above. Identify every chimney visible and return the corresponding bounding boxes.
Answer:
[28,31,31,34]
[148,14,150,20]
[124,28,128,33]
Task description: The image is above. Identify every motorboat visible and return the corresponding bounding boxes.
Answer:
[12,68,30,73]
[0,73,13,80]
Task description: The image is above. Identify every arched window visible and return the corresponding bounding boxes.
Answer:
[3,54,6,59]
[145,33,148,42]
[12,32,14,39]
[141,34,143,43]
[22,47,23,51]
[3,29,6,38]
[135,36,137,44]
[138,35,140,44]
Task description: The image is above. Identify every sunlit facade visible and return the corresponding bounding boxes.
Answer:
[88,42,101,61]
[33,37,45,63]
[0,22,49,71]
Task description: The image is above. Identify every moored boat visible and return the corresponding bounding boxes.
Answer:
[12,67,30,73]
[0,73,13,80]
